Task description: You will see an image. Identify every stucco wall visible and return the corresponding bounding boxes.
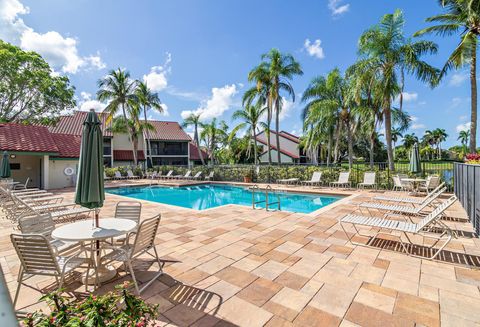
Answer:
[8,154,42,188]
[112,133,144,150]
[259,150,294,163]
[48,159,78,189]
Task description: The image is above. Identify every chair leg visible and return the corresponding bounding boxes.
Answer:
[13,269,24,308]
[126,260,140,294]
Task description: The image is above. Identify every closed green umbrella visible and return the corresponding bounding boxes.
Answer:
[75,109,104,227]
[0,151,11,178]
[409,142,422,174]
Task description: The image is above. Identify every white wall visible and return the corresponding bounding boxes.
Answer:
[256,131,299,157]
[112,133,144,150]
[259,150,294,163]
[8,154,42,188]
[48,159,78,189]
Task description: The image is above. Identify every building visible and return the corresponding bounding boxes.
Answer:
[0,111,195,189]
[256,130,307,164]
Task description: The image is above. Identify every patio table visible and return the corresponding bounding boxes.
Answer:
[52,218,137,285]
[402,178,426,195]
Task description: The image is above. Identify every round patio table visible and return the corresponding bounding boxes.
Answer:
[52,218,137,285]
[402,178,426,194]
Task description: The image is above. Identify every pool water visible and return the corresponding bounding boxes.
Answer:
[106,184,342,214]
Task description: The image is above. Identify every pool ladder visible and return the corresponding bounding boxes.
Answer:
[251,185,281,211]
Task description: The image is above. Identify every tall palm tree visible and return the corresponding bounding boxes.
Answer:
[135,82,163,168]
[458,129,470,147]
[182,113,205,166]
[415,0,480,153]
[358,9,439,170]
[97,68,139,164]
[403,133,419,150]
[200,118,228,166]
[230,103,267,165]
[433,128,448,158]
[261,49,303,164]
[391,128,403,159]
[245,65,273,165]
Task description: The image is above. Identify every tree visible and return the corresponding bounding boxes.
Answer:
[403,133,419,150]
[182,113,205,165]
[260,49,303,164]
[391,128,403,152]
[0,41,75,123]
[458,129,470,154]
[433,128,448,158]
[135,82,163,168]
[358,9,439,170]
[230,103,267,165]
[415,0,480,153]
[97,68,139,164]
[200,118,228,166]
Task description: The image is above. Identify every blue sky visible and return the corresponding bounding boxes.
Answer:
[0,0,474,147]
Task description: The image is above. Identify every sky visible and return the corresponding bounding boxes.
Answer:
[0,0,475,147]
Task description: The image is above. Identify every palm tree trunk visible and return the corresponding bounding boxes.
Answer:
[333,120,342,163]
[194,124,205,166]
[384,104,394,171]
[275,96,282,165]
[346,119,354,170]
[122,103,137,165]
[253,129,258,166]
[266,108,272,165]
[327,130,333,166]
[143,106,153,169]
[369,118,376,169]
[470,45,477,153]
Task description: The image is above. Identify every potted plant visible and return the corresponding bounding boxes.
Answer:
[243,169,253,183]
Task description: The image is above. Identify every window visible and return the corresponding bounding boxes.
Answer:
[10,163,20,170]
[103,138,112,156]
[103,157,112,167]
[149,141,188,155]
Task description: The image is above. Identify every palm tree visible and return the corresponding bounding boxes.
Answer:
[230,103,267,165]
[135,82,163,168]
[245,65,273,165]
[200,118,228,166]
[391,128,403,159]
[97,68,139,164]
[182,113,205,165]
[433,128,448,159]
[261,49,303,164]
[358,9,439,170]
[403,133,419,150]
[415,0,480,153]
[458,129,470,147]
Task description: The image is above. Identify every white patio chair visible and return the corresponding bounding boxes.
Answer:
[205,171,214,181]
[360,186,447,217]
[18,212,80,254]
[392,175,414,191]
[303,171,322,187]
[162,170,174,179]
[330,172,351,188]
[102,215,163,294]
[114,171,126,180]
[113,201,142,244]
[374,182,446,204]
[340,195,457,260]
[127,170,140,179]
[277,178,299,185]
[11,233,92,307]
[14,177,29,190]
[418,175,441,194]
[190,171,202,180]
[178,170,192,180]
[358,172,377,189]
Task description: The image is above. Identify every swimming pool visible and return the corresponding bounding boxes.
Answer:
[106,184,343,214]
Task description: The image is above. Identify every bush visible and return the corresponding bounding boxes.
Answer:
[104,167,116,178]
[23,282,157,326]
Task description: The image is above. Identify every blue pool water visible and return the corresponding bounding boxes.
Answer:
[106,184,342,214]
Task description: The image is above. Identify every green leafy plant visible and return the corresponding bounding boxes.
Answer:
[23,282,158,327]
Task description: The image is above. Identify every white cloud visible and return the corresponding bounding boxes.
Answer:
[456,122,471,133]
[303,39,325,59]
[401,92,418,102]
[449,73,467,86]
[160,103,169,117]
[450,97,463,108]
[279,98,294,121]
[0,0,105,74]
[410,116,426,130]
[328,0,350,16]
[181,84,238,120]
[77,91,106,112]
[143,53,172,92]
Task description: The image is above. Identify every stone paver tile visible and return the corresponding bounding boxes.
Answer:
[309,283,358,318]
[145,294,175,313]
[386,262,420,283]
[373,258,390,270]
[287,257,327,278]
[345,302,413,327]
[439,289,480,323]
[339,320,361,327]
[263,250,290,262]
[418,284,439,302]
[216,296,273,326]
[420,273,479,298]
[393,292,440,327]
[197,256,235,275]
[190,314,221,327]
[252,260,289,280]
[163,303,205,326]
[263,301,299,321]
[382,274,418,296]
[300,279,324,297]
[441,312,480,327]
[275,241,304,254]
[293,306,342,327]
[176,268,211,285]
[206,280,241,303]
[264,315,294,327]
[274,271,309,290]
[313,269,363,293]
[354,287,395,314]
[350,264,386,285]
[237,277,282,307]
[194,275,220,289]
[455,266,480,287]
[421,261,456,280]
[215,266,257,288]
[231,256,264,272]
[323,257,357,276]
[269,287,313,312]
[215,246,249,261]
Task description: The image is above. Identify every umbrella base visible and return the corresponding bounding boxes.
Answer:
[82,265,117,285]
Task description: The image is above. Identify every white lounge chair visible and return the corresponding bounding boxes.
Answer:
[278,178,299,185]
[340,195,457,259]
[178,170,192,180]
[303,171,322,186]
[374,182,445,205]
[114,171,126,180]
[162,170,174,179]
[358,172,376,189]
[190,171,202,180]
[360,186,447,217]
[127,170,140,179]
[14,177,30,190]
[418,175,441,194]
[330,172,351,188]
[205,171,214,181]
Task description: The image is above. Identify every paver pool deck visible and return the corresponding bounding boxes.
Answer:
[2,180,480,326]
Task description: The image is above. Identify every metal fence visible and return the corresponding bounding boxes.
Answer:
[454,162,480,235]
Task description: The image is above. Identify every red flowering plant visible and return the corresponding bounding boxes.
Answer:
[22,282,158,327]
[465,153,480,165]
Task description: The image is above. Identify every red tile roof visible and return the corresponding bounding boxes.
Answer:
[50,134,82,158]
[47,111,113,137]
[189,143,209,160]
[148,121,191,141]
[113,150,145,161]
[0,124,59,154]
